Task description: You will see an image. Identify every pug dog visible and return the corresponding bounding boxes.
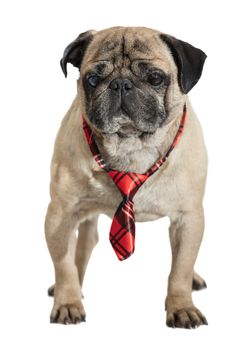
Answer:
[45,27,208,328]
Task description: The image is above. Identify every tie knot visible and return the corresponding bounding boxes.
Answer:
[108,170,148,199]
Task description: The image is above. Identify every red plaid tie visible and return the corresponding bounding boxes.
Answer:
[82,105,186,261]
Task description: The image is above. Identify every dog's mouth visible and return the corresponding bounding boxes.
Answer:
[89,106,162,139]
[116,124,143,137]
[102,123,153,139]
[100,112,154,138]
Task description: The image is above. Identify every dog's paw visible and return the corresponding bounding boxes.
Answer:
[166,306,208,329]
[50,301,86,325]
[192,272,207,291]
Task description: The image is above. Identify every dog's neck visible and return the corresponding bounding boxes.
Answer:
[90,103,186,174]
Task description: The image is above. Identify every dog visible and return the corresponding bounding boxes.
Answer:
[45,26,208,328]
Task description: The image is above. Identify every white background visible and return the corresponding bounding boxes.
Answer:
[0,0,247,349]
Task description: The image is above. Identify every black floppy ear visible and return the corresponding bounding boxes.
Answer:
[160,34,207,94]
[60,30,95,77]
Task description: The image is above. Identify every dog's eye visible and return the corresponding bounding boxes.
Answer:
[88,75,100,88]
[147,72,164,86]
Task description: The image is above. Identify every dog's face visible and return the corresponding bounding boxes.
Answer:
[61,27,206,138]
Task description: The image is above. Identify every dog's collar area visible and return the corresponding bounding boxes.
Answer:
[82,105,187,261]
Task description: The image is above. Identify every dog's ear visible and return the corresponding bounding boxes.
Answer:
[160,34,207,93]
[60,30,95,77]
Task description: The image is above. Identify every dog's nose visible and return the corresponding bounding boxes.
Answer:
[109,78,133,92]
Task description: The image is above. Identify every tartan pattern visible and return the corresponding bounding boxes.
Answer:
[82,105,187,261]
[109,198,135,260]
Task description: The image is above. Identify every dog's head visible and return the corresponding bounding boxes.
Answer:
[61,27,206,138]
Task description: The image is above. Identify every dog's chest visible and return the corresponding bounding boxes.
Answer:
[85,166,179,221]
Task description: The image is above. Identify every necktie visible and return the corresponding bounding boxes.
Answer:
[82,105,186,261]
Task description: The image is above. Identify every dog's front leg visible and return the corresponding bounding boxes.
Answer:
[75,217,99,288]
[45,202,85,324]
[166,208,208,328]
